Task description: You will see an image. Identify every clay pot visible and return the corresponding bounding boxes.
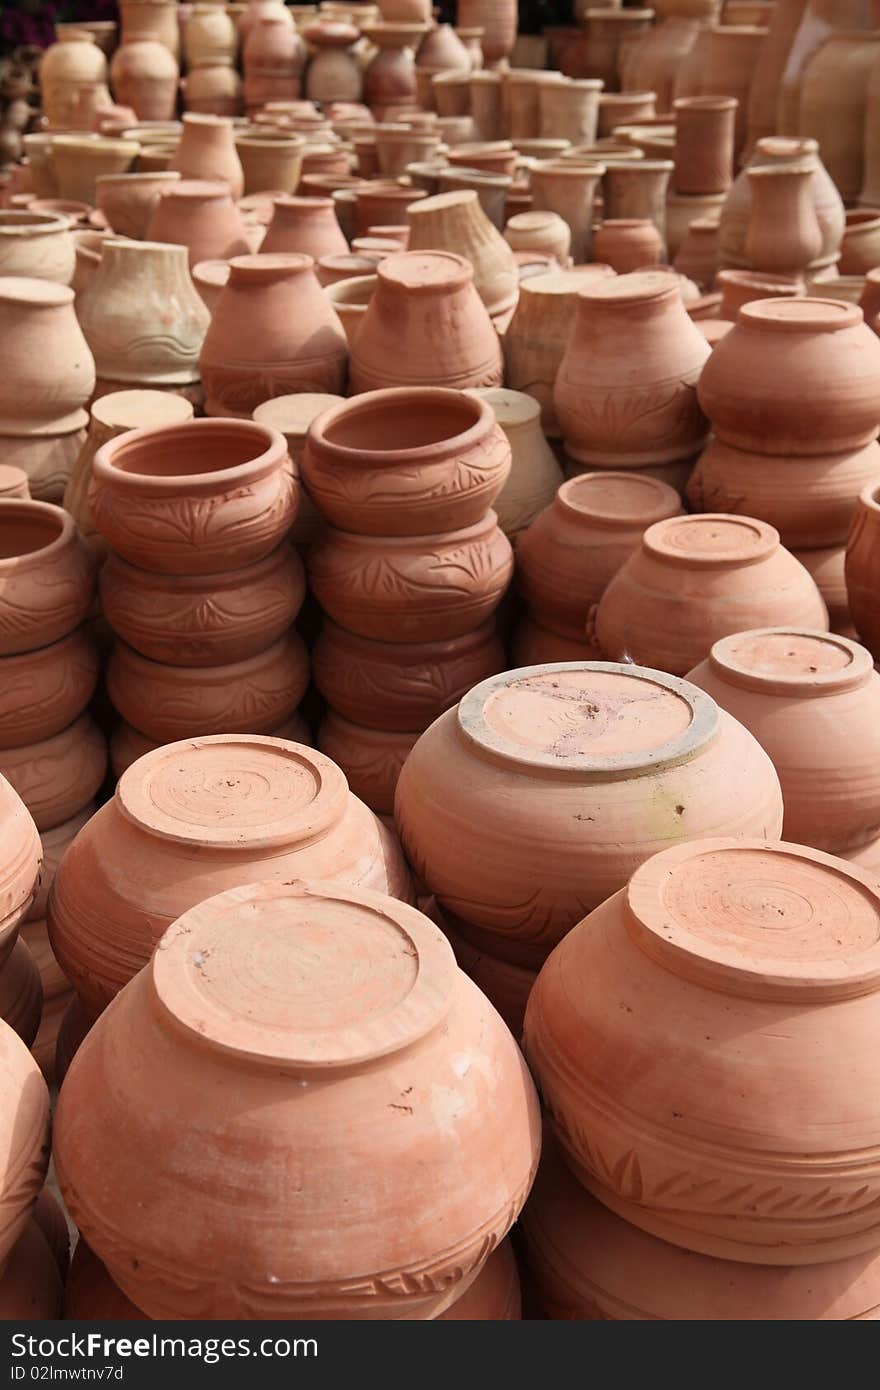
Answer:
[806,273,866,305]
[313,618,505,732]
[510,615,601,665]
[40,31,108,130]
[48,735,415,1021]
[502,265,616,439]
[119,0,179,56]
[0,938,41,1046]
[261,194,347,259]
[673,217,720,292]
[308,512,513,642]
[743,162,823,278]
[349,250,503,393]
[109,41,179,123]
[840,210,880,276]
[25,808,92,927]
[0,630,99,752]
[555,270,711,469]
[538,79,602,147]
[673,95,735,196]
[716,266,802,320]
[698,299,880,456]
[406,189,518,320]
[448,141,517,178]
[0,773,41,952]
[89,417,297,573]
[719,136,844,273]
[235,135,306,194]
[47,136,140,207]
[0,715,107,832]
[395,663,783,966]
[583,9,655,93]
[503,211,570,266]
[694,22,764,158]
[0,1219,61,1319]
[0,211,75,286]
[374,125,442,178]
[53,878,538,1319]
[525,834,880,1264]
[441,910,536,1039]
[457,0,515,65]
[182,63,243,118]
[303,23,362,105]
[317,713,417,815]
[461,388,563,541]
[846,481,880,661]
[191,257,230,312]
[302,386,509,535]
[597,90,657,137]
[184,5,237,68]
[592,218,662,273]
[601,159,672,252]
[859,268,880,332]
[0,278,93,442]
[469,71,502,142]
[362,23,427,118]
[146,178,250,266]
[243,16,306,112]
[93,168,179,238]
[354,180,424,234]
[200,253,347,417]
[322,273,377,346]
[167,113,244,199]
[626,13,709,114]
[799,31,880,206]
[687,629,880,853]
[595,513,829,674]
[529,161,604,266]
[796,544,853,638]
[517,471,682,641]
[77,239,209,399]
[0,501,93,656]
[109,709,313,780]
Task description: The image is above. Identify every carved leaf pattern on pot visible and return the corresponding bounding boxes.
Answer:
[202,358,346,416]
[0,721,106,828]
[309,429,510,509]
[561,378,704,454]
[0,650,98,744]
[0,576,92,650]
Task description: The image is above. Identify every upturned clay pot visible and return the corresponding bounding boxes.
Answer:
[0,939,42,1048]
[313,618,505,732]
[395,663,784,967]
[349,250,503,393]
[200,253,347,417]
[406,189,518,319]
[795,544,853,638]
[529,161,604,266]
[235,134,306,194]
[594,514,829,675]
[25,808,92,928]
[0,278,94,442]
[354,180,425,234]
[168,113,244,199]
[317,713,417,815]
[362,23,427,118]
[77,239,209,398]
[40,31,109,130]
[260,194,347,259]
[182,63,243,118]
[302,386,510,535]
[798,31,880,206]
[592,218,663,273]
[0,630,99,751]
[184,4,237,68]
[0,773,41,952]
[743,162,823,278]
[457,0,515,64]
[0,501,93,656]
[48,733,415,1018]
[673,95,735,196]
[502,265,616,438]
[698,299,880,456]
[0,211,75,286]
[93,169,179,238]
[461,388,563,540]
[686,629,880,853]
[716,266,802,319]
[308,512,513,642]
[719,136,844,272]
[517,472,682,641]
[101,543,304,666]
[503,211,571,267]
[243,16,306,111]
[0,715,107,833]
[53,878,538,1319]
[47,136,140,207]
[303,23,362,105]
[109,41,179,122]
[145,178,251,267]
[846,481,880,661]
[525,835,880,1264]
[555,270,711,468]
[89,417,297,573]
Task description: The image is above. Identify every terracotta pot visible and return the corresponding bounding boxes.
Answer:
[529,161,604,266]
[687,437,880,548]
[695,22,765,157]
[191,257,230,313]
[0,629,99,751]
[252,391,342,549]
[200,253,347,417]
[846,481,880,661]
[109,709,313,779]
[840,209,880,276]
[687,629,880,853]
[0,1219,61,1319]
[93,168,179,238]
[362,22,426,117]
[673,217,720,291]
[746,0,807,148]
[664,188,726,260]
[859,266,880,330]
[260,194,347,259]
[374,125,442,178]
[743,162,823,278]
[146,178,250,266]
[242,16,306,112]
[406,188,518,319]
[47,135,140,207]
[582,9,655,92]
[503,210,571,266]
[594,513,829,674]
[435,168,511,232]
[448,141,517,178]
[40,32,109,131]
[461,387,563,541]
[322,273,377,346]
[0,773,41,953]
[0,938,42,1047]
[601,159,672,252]
[537,78,602,147]
[510,614,601,665]
[525,834,880,1264]
[308,512,513,641]
[672,95,735,196]
[440,910,536,1039]
[502,265,616,439]
[303,23,362,105]
[457,0,515,65]
[349,250,502,393]
[317,712,417,815]
[395,663,783,967]
[469,71,502,142]
[89,417,297,573]
[302,386,509,535]
[555,270,711,469]
[861,52,880,207]
[313,617,504,731]
[0,500,93,656]
[517,471,682,641]
[592,217,662,273]
[716,266,802,320]
[109,40,179,122]
[806,273,867,305]
[25,808,92,927]
[119,0,180,57]
[48,734,415,1018]
[626,14,709,114]
[795,544,853,637]
[0,211,75,286]
[182,63,243,118]
[235,134,306,194]
[0,714,107,833]
[698,299,880,456]
[184,4,237,67]
[354,180,425,234]
[0,278,94,439]
[798,31,880,206]
[719,135,844,273]
[167,113,244,199]
[597,90,657,137]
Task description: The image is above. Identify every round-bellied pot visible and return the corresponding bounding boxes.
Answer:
[0,501,93,657]
[0,938,42,1048]
[0,715,107,833]
[168,113,244,199]
[312,618,505,733]
[462,388,564,541]
[251,391,342,550]
[592,218,663,274]
[845,481,880,662]
[302,387,510,536]
[25,807,92,926]
[394,663,784,968]
[109,40,179,122]
[524,836,880,1265]
[440,909,537,1040]
[93,169,180,239]
[718,135,844,274]
[106,631,310,742]
[0,278,94,439]
[261,195,348,260]
[145,179,251,268]
[0,1020,50,1265]
[317,713,418,816]
[686,629,880,854]
[516,472,683,641]
[307,513,513,642]
[0,775,42,952]
[0,1217,61,1320]
[89,417,298,574]
[47,735,414,1018]
[0,212,75,286]
[594,514,829,676]
[0,630,99,751]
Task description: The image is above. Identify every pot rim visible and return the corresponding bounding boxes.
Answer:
[92,417,288,492]
[308,384,493,463]
[706,627,872,697]
[0,498,78,568]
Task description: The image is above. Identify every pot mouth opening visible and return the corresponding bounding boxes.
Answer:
[312,386,488,458]
[96,418,284,483]
[0,210,70,233]
[324,274,376,307]
[0,500,69,561]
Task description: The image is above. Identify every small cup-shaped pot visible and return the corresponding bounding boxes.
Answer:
[0,938,43,1048]
[0,774,41,954]
[698,298,880,456]
[235,134,306,194]
[503,210,571,267]
[0,629,99,751]
[555,270,711,468]
[317,712,418,816]
[673,95,736,196]
[592,217,663,273]
[182,63,243,119]
[200,253,348,418]
[0,501,94,656]
[109,40,179,122]
[313,617,505,732]
[0,1025,50,1267]
[524,836,880,1265]
[145,178,251,268]
[308,512,513,642]
[0,279,94,437]
[0,212,75,286]
[302,387,510,536]
[687,629,880,854]
[349,250,503,394]
[539,78,603,146]
[1,714,107,832]
[841,209,880,277]
[106,631,309,742]
[100,544,305,666]
[846,481,880,663]
[716,266,802,321]
[168,113,244,199]
[93,169,180,238]
[260,194,347,260]
[602,158,672,249]
[744,162,823,278]
[406,189,518,319]
[47,734,415,1017]
[594,513,830,676]
[47,135,140,207]
[395,663,784,966]
[322,274,377,348]
[463,387,564,541]
[53,878,539,1319]
[529,161,604,266]
[517,471,682,641]
[354,180,426,235]
[89,417,297,574]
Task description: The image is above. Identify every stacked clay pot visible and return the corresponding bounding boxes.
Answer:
[305,388,513,815]
[88,417,310,758]
[847,480,880,661]
[53,878,539,1319]
[395,661,784,1032]
[688,298,880,636]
